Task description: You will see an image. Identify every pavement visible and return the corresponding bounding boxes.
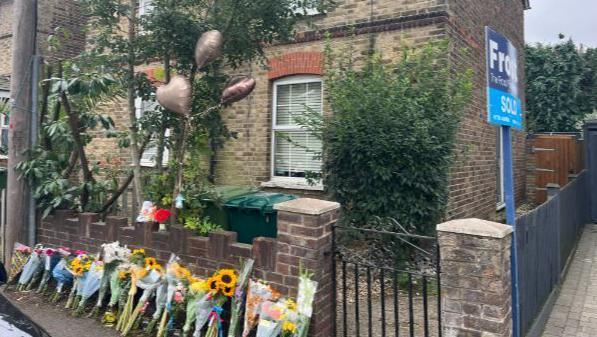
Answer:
[1,288,120,337]
[542,224,597,337]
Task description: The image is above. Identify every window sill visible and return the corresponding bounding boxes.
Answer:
[496,202,506,211]
[261,180,324,191]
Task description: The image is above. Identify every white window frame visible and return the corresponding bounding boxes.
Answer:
[496,127,505,210]
[135,97,169,167]
[0,91,10,152]
[266,75,323,190]
[138,0,154,17]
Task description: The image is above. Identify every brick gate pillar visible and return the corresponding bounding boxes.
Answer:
[437,218,514,337]
[274,198,340,337]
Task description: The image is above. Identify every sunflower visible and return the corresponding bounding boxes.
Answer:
[285,299,297,312]
[190,280,210,294]
[216,269,238,288]
[222,286,235,297]
[132,248,145,256]
[74,265,84,276]
[145,257,158,269]
[207,276,219,293]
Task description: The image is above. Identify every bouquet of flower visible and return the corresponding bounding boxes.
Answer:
[65,251,93,309]
[74,258,105,316]
[121,257,164,336]
[181,278,209,337]
[242,280,281,337]
[50,248,74,302]
[280,299,299,337]
[255,300,286,337]
[156,255,192,337]
[145,281,168,334]
[36,248,60,294]
[294,270,318,337]
[102,262,132,327]
[227,259,254,337]
[17,244,43,291]
[116,248,150,332]
[199,268,239,337]
[25,246,47,291]
[6,243,32,286]
[89,242,130,318]
[154,208,172,231]
[137,201,157,222]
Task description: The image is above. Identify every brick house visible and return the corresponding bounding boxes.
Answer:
[0,0,531,221]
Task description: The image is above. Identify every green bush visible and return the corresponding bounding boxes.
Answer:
[320,40,472,233]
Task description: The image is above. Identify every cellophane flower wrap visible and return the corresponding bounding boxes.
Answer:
[227,259,254,337]
[157,254,192,337]
[121,256,164,336]
[255,300,286,337]
[137,201,156,222]
[280,299,299,337]
[103,262,132,327]
[116,248,149,332]
[181,277,208,337]
[65,251,92,309]
[145,281,167,334]
[92,242,130,317]
[295,271,318,337]
[203,268,240,337]
[25,246,46,290]
[7,243,32,285]
[18,244,43,290]
[241,279,281,337]
[36,248,60,293]
[74,258,104,316]
[51,248,73,302]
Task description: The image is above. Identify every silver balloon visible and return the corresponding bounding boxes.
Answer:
[156,75,192,116]
[194,30,223,69]
[220,76,256,105]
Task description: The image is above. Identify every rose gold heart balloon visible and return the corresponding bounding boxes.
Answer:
[220,76,256,105]
[156,75,192,116]
[194,30,223,69]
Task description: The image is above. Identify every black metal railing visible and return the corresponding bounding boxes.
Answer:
[517,170,591,335]
[332,220,441,337]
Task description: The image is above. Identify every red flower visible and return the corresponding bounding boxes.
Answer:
[154,208,172,223]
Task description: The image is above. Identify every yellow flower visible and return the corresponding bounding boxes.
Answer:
[132,248,145,256]
[282,321,297,334]
[190,280,210,294]
[216,269,237,288]
[285,299,297,312]
[207,276,219,293]
[118,270,129,280]
[222,286,235,297]
[145,257,158,269]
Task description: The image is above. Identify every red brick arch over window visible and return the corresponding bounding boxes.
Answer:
[267,52,323,80]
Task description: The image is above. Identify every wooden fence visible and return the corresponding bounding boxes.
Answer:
[528,133,584,204]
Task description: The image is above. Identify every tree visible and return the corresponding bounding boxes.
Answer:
[525,37,597,132]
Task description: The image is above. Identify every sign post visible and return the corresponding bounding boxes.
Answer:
[485,26,522,337]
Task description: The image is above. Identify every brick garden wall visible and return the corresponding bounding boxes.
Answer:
[36,198,340,337]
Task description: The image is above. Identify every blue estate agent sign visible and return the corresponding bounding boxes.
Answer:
[486,27,522,129]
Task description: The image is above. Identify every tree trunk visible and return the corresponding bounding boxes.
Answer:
[5,0,36,265]
[127,0,144,209]
[40,64,53,150]
[61,92,94,209]
[61,150,79,179]
[155,53,171,171]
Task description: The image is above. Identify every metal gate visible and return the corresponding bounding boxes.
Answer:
[585,121,597,221]
[332,218,441,337]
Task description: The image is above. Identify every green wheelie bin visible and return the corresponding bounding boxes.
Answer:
[201,186,258,230]
[224,192,297,244]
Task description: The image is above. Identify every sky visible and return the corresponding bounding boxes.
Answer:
[525,0,597,47]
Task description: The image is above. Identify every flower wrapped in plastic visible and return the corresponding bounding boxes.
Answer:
[74,258,105,316]
[121,257,164,336]
[242,279,281,337]
[116,248,149,332]
[64,251,92,309]
[25,246,47,291]
[145,281,168,334]
[90,242,130,318]
[181,278,209,337]
[137,201,157,222]
[17,244,43,291]
[280,299,299,337]
[102,262,132,327]
[36,248,60,294]
[203,268,241,337]
[227,259,254,337]
[50,248,74,302]
[255,300,287,337]
[156,255,193,337]
[295,270,318,337]
[6,243,32,286]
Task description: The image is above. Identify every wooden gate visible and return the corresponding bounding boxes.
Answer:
[530,133,584,204]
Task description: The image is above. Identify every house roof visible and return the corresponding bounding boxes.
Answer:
[0,76,10,92]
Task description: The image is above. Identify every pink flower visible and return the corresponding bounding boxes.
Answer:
[45,248,55,256]
[174,291,184,303]
[75,250,87,256]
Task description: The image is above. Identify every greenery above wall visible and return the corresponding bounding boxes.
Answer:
[525,36,597,132]
[293,39,473,234]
